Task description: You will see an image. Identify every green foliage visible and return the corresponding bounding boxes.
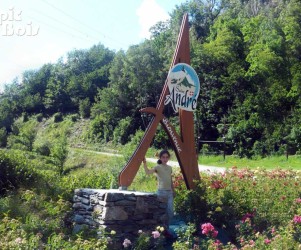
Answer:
[122,129,145,162]
[22,112,29,122]
[51,136,68,174]
[36,113,43,122]
[70,114,79,122]
[86,114,108,142]
[133,231,151,250]
[7,119,38,151]
[152,125,170,149]
[172,223,196,250]
[113,116,133,144]
[0,215,108,250]
[79,98,91,118]
[1,0,301,157]
[0,150,38,194]
[174,173,208,225]
[0,127,7,147]
[53,112,63,123]
[33,140,51,156]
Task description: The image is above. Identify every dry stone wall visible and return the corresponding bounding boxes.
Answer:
[72,189,168,239]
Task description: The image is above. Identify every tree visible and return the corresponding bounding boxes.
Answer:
[51,136,68,175]
[79,98,91,118]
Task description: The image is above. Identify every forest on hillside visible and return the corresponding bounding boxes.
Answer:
[1,0,301,157]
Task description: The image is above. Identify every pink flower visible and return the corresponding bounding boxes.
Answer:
[241,212,254,222]
[249,240,255,246]
[264,238,271,244]
[212,230,218,238]
[293,215,301,224]
[295,198,301,203]
[271,227,276,234]
[210,180,226,189]
[122,238,132,248]
[201,223,218,238]
[152,230,160,239]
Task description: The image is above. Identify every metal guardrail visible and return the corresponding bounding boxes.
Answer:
[199,139,227,160]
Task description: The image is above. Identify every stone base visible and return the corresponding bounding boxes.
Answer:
[72,189,168,239]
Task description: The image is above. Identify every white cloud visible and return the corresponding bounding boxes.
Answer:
[0,40,65,91]
[136,0,169,39]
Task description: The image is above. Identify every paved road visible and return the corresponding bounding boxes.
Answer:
[73,148,226,174]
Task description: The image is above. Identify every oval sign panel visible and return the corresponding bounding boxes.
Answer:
[164,63,200,113]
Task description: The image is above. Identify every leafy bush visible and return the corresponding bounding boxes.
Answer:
[113,117,133,144]
[7,135,29,151]
[7,120,38,151]
[86,114,108,142]
[79,98,91,118]
[50,136,68,174]
[70,114,79,122]
[0,150,38,194]
[53,112,63,123]
[173,173,208,225]
[36,113,43,122]
[152,125,171,149]
[0,127,7,147]
[0,216,108,250]
[33,140,51,156]
[22,112,29,122]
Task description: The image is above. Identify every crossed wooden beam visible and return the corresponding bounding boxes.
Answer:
[118,14,200,190]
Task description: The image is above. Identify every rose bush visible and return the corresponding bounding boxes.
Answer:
[173,167,301,248]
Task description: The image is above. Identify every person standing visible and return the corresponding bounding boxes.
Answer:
[142,150,174,224]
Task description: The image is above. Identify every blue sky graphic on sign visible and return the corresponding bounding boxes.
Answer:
[164,63,200,112]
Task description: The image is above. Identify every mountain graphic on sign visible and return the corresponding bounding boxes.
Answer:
[170,66,194,88]
[178,75,194,88]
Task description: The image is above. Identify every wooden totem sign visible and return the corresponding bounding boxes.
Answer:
[118,14,200,190]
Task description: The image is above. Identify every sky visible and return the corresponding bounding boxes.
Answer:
[0,0,186,90]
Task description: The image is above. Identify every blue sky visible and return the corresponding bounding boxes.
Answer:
[0,0,186,90]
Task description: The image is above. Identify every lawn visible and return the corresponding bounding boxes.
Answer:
[198,154,301,170]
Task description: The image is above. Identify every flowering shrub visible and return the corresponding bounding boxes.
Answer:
[201,223,218,238]
[173,167,301,248]
[0,216,108,250]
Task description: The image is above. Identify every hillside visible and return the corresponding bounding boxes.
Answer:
[1,0,301,248]
[1,0,301,158]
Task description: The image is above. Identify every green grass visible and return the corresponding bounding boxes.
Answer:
[129,161,158,192]
[198,154,301,170]
[65,148,158,192]
[64,148,123,171]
